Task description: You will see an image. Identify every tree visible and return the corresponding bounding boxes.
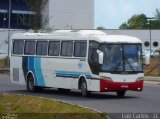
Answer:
[97,26,106,30]
[26,0,48,31]
[119,22,129,29]
[154,8,160,19]
[120,9,160,29]
[119,14,148,29]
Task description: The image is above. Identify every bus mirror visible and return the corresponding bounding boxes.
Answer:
[144,53,150,65]
[97,50,104,64]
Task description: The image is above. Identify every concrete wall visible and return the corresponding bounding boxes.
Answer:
[41,0,94,30]
[104,30,160,50]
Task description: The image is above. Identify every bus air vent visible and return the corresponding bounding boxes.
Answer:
[13,68,19,81]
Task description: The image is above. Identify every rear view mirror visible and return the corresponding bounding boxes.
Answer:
[97,50,104,64]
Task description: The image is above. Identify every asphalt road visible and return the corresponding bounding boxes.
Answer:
[0,75,160,113]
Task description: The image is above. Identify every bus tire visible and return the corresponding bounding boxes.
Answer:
[26,74,43,92]
[80,80,90,97]
[116,91,126,97]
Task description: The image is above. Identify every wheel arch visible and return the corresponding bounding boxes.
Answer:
[26,71,35,83]
[78,75,87,90]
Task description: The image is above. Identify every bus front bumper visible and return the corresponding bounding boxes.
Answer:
[100,79,143,92]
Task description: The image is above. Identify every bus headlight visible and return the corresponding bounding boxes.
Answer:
[136,77,144,81]
[100,76,113,82]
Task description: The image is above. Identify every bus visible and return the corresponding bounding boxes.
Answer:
[10,30,148,97]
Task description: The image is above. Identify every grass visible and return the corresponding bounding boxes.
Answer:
[144,59,160,77]
[0,93,107,119]
[0,60,6,68]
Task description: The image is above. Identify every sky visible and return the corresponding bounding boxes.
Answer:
[94,0,160,29]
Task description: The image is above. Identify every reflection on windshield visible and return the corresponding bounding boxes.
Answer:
[101,45,123,71]
[124,45,142,71]
[100,44,143,72]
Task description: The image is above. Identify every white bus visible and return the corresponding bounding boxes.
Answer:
[10,30,147,97]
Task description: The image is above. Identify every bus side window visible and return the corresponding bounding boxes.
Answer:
[61,41,73,57]
[24,41,36,55]
[88,41,99,75]
[48,41,60,56]
[13,40,24,54]
[36,41,48,55]
[74,41,87,57]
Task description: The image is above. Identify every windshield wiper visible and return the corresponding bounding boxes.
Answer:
[124,55,135,71]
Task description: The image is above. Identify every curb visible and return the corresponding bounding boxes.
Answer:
[144,81,160,86]
[144,76,160,85]
[144,76,160,83]
[144,76,160,80]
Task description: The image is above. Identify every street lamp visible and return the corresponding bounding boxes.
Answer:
[8,0,11,67]
[146,17,156,54]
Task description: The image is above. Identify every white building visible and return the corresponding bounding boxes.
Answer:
[41,0,94,30]
[104,30,160,50]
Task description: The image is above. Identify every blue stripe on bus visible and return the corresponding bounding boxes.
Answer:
[28,57,38,85]
[28,57,45,86]
[34,58,45,86]
[55,71,93,79]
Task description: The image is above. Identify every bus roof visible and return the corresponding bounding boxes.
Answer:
[92,35,142,44]
[12,30,142,44]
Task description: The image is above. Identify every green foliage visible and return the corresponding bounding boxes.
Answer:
[97,26,106,30]
[119,9,160,29]
[119,14,149,29]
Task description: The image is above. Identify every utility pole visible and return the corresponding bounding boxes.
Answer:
[8,0,11,67]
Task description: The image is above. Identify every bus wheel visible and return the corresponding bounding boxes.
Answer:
[116,91,126,97]
[81,80,90,97]
[27,74,43,92]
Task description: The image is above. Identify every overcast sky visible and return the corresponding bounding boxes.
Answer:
[94,0,160,29]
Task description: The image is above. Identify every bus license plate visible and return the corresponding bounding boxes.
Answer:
[121,85,128,88]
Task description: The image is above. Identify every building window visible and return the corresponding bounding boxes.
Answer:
[74,42,87,57]
[61,41,73,56]
[48,41,60,56]
[144,41,150,47]
[153,42,159,47]
[24,41,36,55]
[13,40,24,54]
[36,41,48,55]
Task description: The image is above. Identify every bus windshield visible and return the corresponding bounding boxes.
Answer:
[100,44,143,73]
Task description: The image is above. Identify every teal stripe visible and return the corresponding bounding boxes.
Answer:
[28,57,38,85]
[34,58,45,86]
[55,71,92,79]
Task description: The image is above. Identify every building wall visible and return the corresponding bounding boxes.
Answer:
[104,30,160,50]
[41,0,94,30]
